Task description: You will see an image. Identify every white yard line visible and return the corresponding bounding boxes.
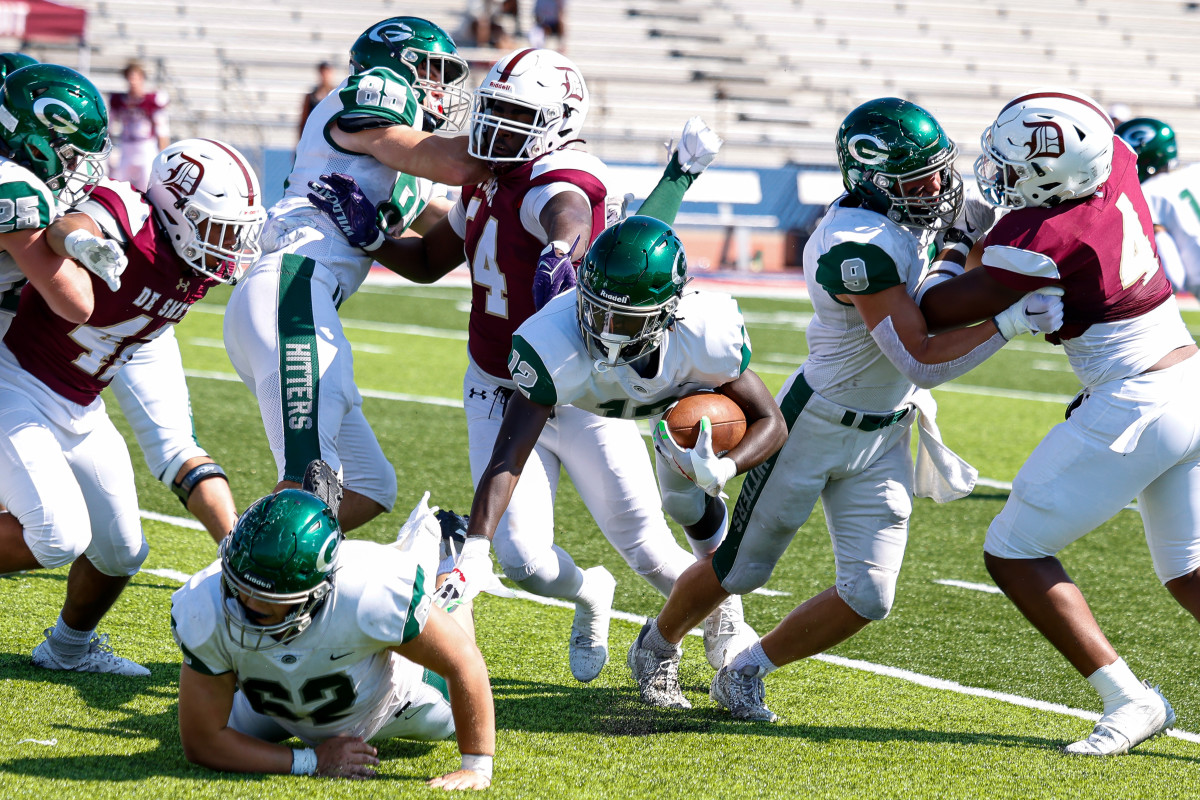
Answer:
[934,579,1004,595]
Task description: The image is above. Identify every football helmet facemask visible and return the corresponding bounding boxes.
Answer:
[836,97,963,231]
[577,215,686,367]
[975,88,1114,209]
[469,48,589,164]
[349,16,470,132]
[0,64,109,206]
[220,489,343,651]
[1116,117,1178,183]
[145,138,266,284]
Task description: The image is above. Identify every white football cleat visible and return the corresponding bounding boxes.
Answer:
[32,628,150,677]
[1062,681,1175,756]
[710,663,778,722]
[627,620,691,709]
[569,566,616,682]
[703,594,757,670]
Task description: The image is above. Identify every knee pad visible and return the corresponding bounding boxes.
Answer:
[719,562,774,596]
[837,565,898,621]
[661,484,707,528]
[25,524,89,570]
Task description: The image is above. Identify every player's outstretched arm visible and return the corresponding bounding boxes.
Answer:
[1,225,94,323]
[638,116,723,225]
[918,264,1026,333]
[179,663,380,778]
[330,124,491,187]
[857,280,1062,389]
[392,606,496,791]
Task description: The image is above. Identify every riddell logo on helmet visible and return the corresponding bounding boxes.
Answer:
[161,155,205,202]
[241,571,272,590]
[598,288,630,304]
[1020,120,1064,159]
[488,80,514,91]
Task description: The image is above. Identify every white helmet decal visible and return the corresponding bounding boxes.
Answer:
[33,97,79,134]
[369,21,414,45]
[315,530,339,572]
[849,133,890,165]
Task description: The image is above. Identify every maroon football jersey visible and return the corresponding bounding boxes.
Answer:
[5,184,216,405]
[459,149,608,379]
[981,138,1172,342]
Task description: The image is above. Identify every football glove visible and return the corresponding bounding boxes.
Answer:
[994,287,1065,340]
[653,417,738,498]
[307,173,385,252]
[64,228,127,292]
[532,235,580,310]
[394,490,441,551]
[432,535,493,612]
[675,116,723,174]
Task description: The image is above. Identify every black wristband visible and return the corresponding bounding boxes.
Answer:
[171,462,228,507]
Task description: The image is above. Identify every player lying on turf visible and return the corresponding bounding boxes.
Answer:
[172,461,495,789]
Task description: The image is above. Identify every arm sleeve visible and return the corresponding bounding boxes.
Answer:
[869,316,1007,389]
[636,156,694,225]
[519,182,591,241]
[1154,229,1186,292]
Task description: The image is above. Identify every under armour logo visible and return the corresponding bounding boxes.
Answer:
[468,388,487,399]
[177,279,191,292]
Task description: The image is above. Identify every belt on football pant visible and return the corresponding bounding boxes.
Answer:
[796,372,911,432]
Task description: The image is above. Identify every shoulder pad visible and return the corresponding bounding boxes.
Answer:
[335,68,420,129]
[815,240,903,295]
[169,562,228,675]
[0,159,56,231]
[509,333,560,407]
[349,542,432,645]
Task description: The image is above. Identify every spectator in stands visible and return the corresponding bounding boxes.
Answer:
[1108,102,1133,128]
[297,61,337,142]
[109,60,169,191]
[529,0,567,52]
[458,0,515,49]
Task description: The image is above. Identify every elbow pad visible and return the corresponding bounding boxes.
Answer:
[870,316,1005,389]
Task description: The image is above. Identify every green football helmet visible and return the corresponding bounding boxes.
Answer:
[1116,117,1178,182]
[0,64,109,206]
[349,16,470,132]
[577,215,687,367]
[0,52,37,80]
[220,489,342,651]
[836,97,963,231]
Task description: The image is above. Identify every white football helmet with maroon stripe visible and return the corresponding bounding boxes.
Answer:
[146,138,266,284]
[975,88,1114,210]
[469,48,589,164]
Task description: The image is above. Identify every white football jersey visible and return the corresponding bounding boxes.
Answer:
[801,197,936,411]
[256,67,434,300]
[1141,163,1200,293]
[0,157,59,300]
[170,540,434,743]
[509,288,751,419]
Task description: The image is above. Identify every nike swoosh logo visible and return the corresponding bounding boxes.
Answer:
[329,652,353,661]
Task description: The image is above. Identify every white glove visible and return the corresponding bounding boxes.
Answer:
[64,228,127,292]
[393,490,441,550]
[653,417,738,498]
[432,535,493,612]
[675,116,723,174]
[994,287,1065,340]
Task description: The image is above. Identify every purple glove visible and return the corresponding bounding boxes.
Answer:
[307,173,384,252]
[532,237,580,310]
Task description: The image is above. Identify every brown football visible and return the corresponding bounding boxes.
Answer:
[663,392,746,453]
